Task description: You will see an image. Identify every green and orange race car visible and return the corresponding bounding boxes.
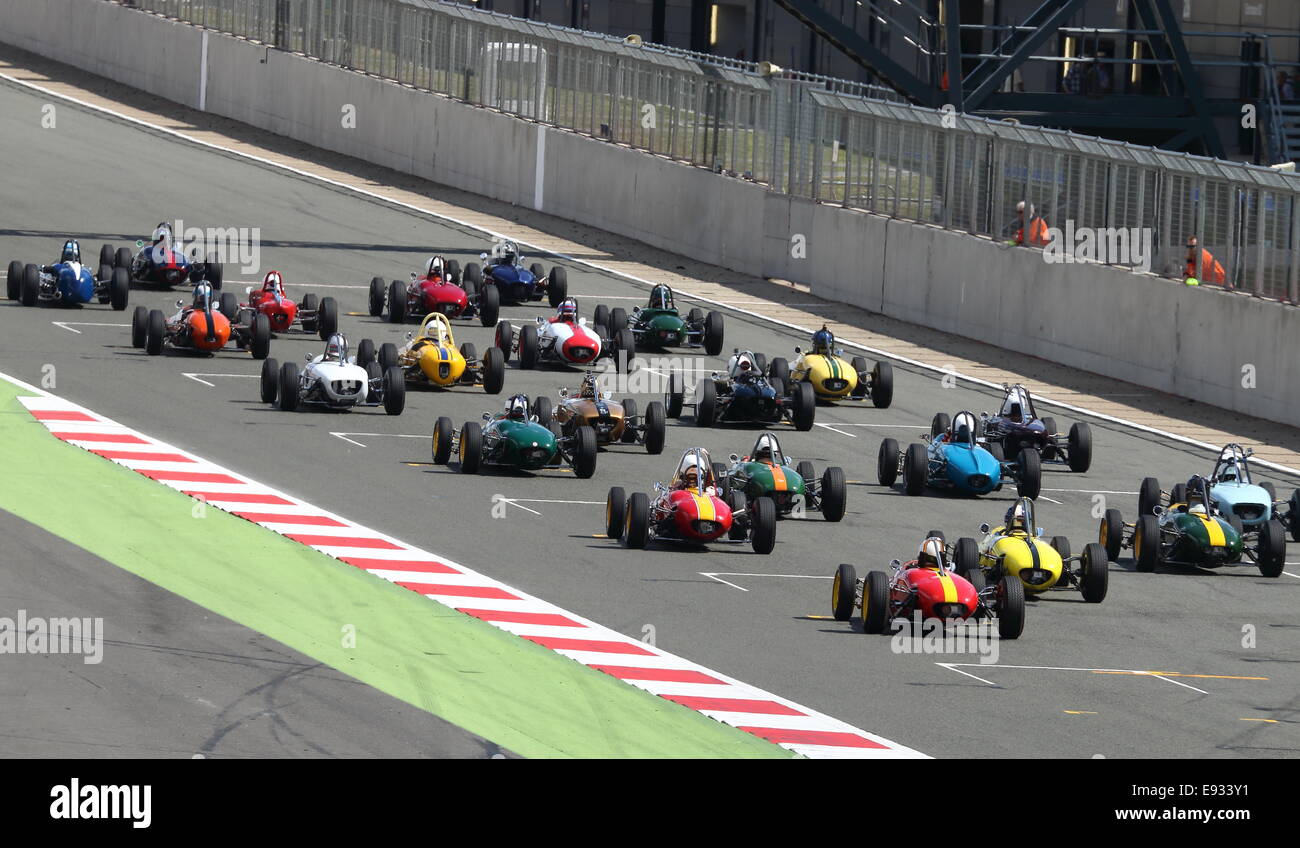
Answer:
[713,432,846,521]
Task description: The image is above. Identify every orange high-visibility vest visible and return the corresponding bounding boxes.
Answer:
[1186,248,1226,284]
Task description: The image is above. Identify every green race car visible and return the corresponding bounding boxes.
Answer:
[432,394,597,478]
[714,432,846,521]
[594,284,723,356]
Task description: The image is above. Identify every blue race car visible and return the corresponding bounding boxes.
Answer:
[461,240,567,307]
[7,240,129,311]
[100,222,224,290]
[877,410,1042,498]
[667,350,816,431]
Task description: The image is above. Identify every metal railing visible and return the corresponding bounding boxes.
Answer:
[120,0,1300,302]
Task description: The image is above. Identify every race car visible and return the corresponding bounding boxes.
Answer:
[667,350,816,431]
[101,222,224,289]
[132,282,271,359]
[259,333,404,415]
[769,325,893,408]
[545,372,666,454]
[7,240,129,310]
[949,497,1108,603]
[377,312,505,394]
[431,394,597,478]
[976,384,1093,472]
[368,256,500,327]
[495,298,636,372]
[877,410,1042,499]
[604,447,777,554]
[595,284,724,356]
[462,240,567,307]
[238,270,338,340]
[830,536,1025,639]
[1202,443,1298,540]
[1099,474,1287,577]
[714,432,846,521]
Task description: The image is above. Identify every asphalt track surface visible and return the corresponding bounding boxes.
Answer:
[2,79,1299,758]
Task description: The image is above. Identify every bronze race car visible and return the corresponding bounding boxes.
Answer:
[538,372,666,454]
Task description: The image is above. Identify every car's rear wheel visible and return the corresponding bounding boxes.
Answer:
[458,421,483,473]
[379,342,399,371]
[478,283,500,327]
[820,466,846,521]
[695,379,716,427]
[1135,514,1160,573]
[115,247,133,270]
[519,324,539,369]
[665,372,685,418]
[99,244,115,267]
[382,366,405,415]
[532,395,553,429]
[110,267,130,310]
[902,443,927,496]
[642,401,666,455]
[1138,477,1161,517]
[703,311,724,357]
[769,356,790,383]
[619,398,639,442]
[877,438,900,486]
[605,487,626,538]
[5,260,22,301]
[996,576,1025,639]
[1257,519,1286,578]
[614,329,636,372]
[832,564,857,621]
[494,321,514,362]
[1170,483,1188,508]
[316,297,339,339]
[592,304,610,333]
[1063,422,1092,472]
[1050,535,1071,561]
[301,293,320,332]
[387,280,405,323]
[1290,490,1300,542]
[260,357,279,404]
[1100,508,1124,561]
[624,492,650,548]
[431,416,454,464]
[482,346,505,394]
[862,571,889,634]
[130,305,149,348]
[356,338,375,368]
[791,381,815,431]
[364,362,382,402]
[249,314,271,360]
[571,426,598,479]
[20,263,39,306]
[1016,448,1042,499]
[368,276,385,316]
[954,537,979,580]
[870,361,893,408]
[206,261,224,291]
[749,497,777,554]
[219,292,239,322]
[445,260,461,284]
[145,309,166,355]
[547,266,567,307]
[608,307,628,333]
[463,263,482,285]
[930,412,950,439]
[1080,542,1109,603]
[277,362,300,411]
[459,342,477,365]
[725,491,747,540]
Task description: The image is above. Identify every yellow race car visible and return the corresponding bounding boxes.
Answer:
[768,326,893,407]
[947,497,1109,603]
[366,312,505,393]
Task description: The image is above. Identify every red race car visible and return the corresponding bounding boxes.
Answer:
[831,536,1025,639]
[369,256,499,327]
[132,282,270,359]
[239,270,338,340]
[495,297,634,372]
[605,447,776,554]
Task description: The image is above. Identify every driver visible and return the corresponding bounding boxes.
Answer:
[553,297,579,323]
[262,270,286,301]
[677,466,701,491]
[505,394,530,420]
[579,372,599,399]
[1003,500,1032,534]
[913,537,946,570]
[731,353,761,383]
[497,242,518,267]
[810,326,835,356]
[424,257,445,281]
[673,452,709,492]
[949,411,977,444]
[323,333,348,363]
[192,281,214,310]
[648,285,674,310]
[58,239,81,265]
[752,433,779,465]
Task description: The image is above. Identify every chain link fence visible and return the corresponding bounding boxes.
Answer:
[125,0,1300,301]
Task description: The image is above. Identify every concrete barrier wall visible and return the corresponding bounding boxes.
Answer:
[3,0,1297,425]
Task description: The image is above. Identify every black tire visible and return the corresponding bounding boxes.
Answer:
[643,401,666,455]
[619,398,639,442]
[110,267,130,310]
[752,352,768,376]
[1138,477,1161,517]
[703,311,724,357]
[364,362,382,403]
[458,421,483,473]
[206,261,224,291]
[356,338,376,368]
[445,259,461,284]
[749,497,777,554]
[605,487,626,538]
[711,462,730,497]
[795,460,817,491]
[6,260,22,301]
[1050,535,1071,562]
[954,537,980,579]
[463,262,482,285]
[97,263,114,294]
[431,416,454,464]
[459,342,477,365]
[820,467,846,521]
[519,324,539,369]
[1041,416,1058,439]
[20,263,39,306]
[848,356,870,397]
[278,362,300,411]
[1016,448,1042,499]
[996,575,1025,639]
[546,266,567,307]
[862,571,889,634]
[1227,515,1244,539]
[532,395,553,428]
[615,329,636,372]
[368,276,385,316]
[99,244,115,267]
[571,425,598,479]
[387,280,405,323]
[964,565,987,597]
[115,247,133,270]
[495,321,514,362]
[769,356,790,382]
[1066,422,1093,473]
[298,292,317,330]
[145,309,165,355]
[1135,514,1160,573]
[695,378,716,427]
[1257,520,1286,578]
[218,291,239,322]
[791,381,815,431]
[832,564,857,621]
[988,441,1005,461]
[1170,483,1188,508]
[379,342,399,371]
[1261,481,1277,502]
[481,346,505,394]
[529,262,546,281]
[725,491,747,540]
[260,357,279,404]
[1290,490,1300,542]
[608,307,628,334]
[877,438,900,486]
[767,376,787,398]
[665,372,685,418]
[130,305,149,348]
[686,307,704,327]
[902,443,927,496]
[249,313,271,360]
[930,412,951,439]
[478,283,500,327]
[316,297,339,339]
[1100,508,1125,561]
[382,366,405,415]
[593,304,610,331]
[870,361,894,408]
[1080,542,1109,603]
[624,492,650,548]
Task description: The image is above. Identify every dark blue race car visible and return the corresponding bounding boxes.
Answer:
[666,350,816,431]
[461,240,567,307]
[99,222,224,290]
[7,240,129,311]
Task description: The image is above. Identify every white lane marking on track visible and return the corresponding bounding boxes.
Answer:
[1043,488,1139,495]
[701,572,833,592]
[934,663,998,686]
[1283,571,1300,579]
[937,663,1212,695]
[508,498,604,505]
[815,422,857,438]
[53,321,128,334]
[1037,495,1064,505]
[494,497,542,516]
[329,432,426,447]
[183,372,257,387]
[808,422,925,427]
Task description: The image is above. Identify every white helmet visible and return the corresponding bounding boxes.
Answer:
[425,256,444,278]
[325,333,348,362]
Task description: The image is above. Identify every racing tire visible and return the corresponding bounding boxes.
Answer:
[20,264,39,306]
[1227,515,1244,539]
[1290,490,1300,542]
[767,375,786,398]
[703,311,725,357]
[387,281,406,324]
[446,260,461,284]
[752,352,768,376]
[1134,514,1160,573]
[378,342,399,371]
[115,247,133,270]
[218,292,240,323]
[463,263,482,285]
[249,314,271,360]
[796,460,817,492]
[1015,448,1042,500]
[749,496,777,554]
[546,266,567,308]
[1080,542,1109,603]
[614,329,636,373]
[665,372,685,419]
[459,342,477,365]
[431,417,454,464]
[382,366,405,415]
[97,264,114,300]
[1067,422,1093,473]
[1170,483,1188,509]
[477,283,500,327]
[1261,481,1277,502]
[1100,509,1124,561]
[529,262,546,281]
[99,244,115,267]
[260,357,279,404]
[870,361,894,408]
[519,324,539,369]
[712,462,730,498]
[130,305,149,348]
[965,564,987,599]
[847,356,869,397]
[902,443,927,496]
[605,487,626,538]
[623,492,650,548]
[820,466,846,522]
[619,398,639,442]
[954,537,980,580]
[316,297,339,339]
[277,362,299,411]
[109,267,130,311]
[643,401,666,455]
[1138,477,1161,517]
[1257,520,1286,578]
[769,357,790,383]
[876,438,900,486]
[206,261,224,291]
[1050,536,1071,561]
[592,304,610,332]
[996,575,1025,640]
[495,321,514,362]
[302,294,321,328]
[726,492,747,540]
[481,347,506,394]
[368,276,385,316]
[364,362,382,403]
[457,421,483,473]
[356,338,376,368]
[862,571,889,634]
[988,441,1005,461]
[571,425,598,479]
[832,564,857,621]
[145,309,165,355]
[930,412,950,439]
[5,260,22,301]
[694,378,716,427]
[608,307,629,334]
[686,307,704,327]
[791,381,816,432]
[1041,417,1058,440]
[532,395,553,429]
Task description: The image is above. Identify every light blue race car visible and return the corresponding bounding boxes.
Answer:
[877,410,1042,499]
[7,239,129,311]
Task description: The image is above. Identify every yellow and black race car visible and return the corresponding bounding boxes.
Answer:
[768,326,893,407]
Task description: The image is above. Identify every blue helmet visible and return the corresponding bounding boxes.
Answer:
[811,325,834,355]
[60,240,81,264]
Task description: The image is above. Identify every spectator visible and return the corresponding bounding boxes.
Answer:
[1014,201,1051,247]
[1184,236,1226,286]
[1063,56,1085,95]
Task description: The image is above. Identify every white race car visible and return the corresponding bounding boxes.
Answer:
[494,297,634,372]
[260,334,405,415]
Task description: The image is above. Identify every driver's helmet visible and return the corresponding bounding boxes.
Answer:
[60,239,81,264]
[1001,387,1029,422]
[674,450,711,491]
[499,242,518,266]
[752,432,781,465]
[648,285,674,310]
[951,411,978,444]
[580,372,598,399]
[556,297,579,322]
[1185,475,1210,508]
[262,270,284,295]
[506,394,530,420]
[324,333,348,362]
[1004,498,1034,534]
[917,537,945,570]
[192,281,213,309]
[152,223,172,245]
[811,325,835,355]
[730,352,758,380]
[424,256,444,280]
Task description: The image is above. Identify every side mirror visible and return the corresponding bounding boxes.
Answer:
[559,387,569,398]
[405,332,413,341]
[889,558,902,568]
[601,390,612,400]
[304,353,312,362]
[175,300,184,308]
[979,523,990,534]
[654,482,666,492]
[244,286,253,295]
[980,411,990,419]
[793,345,802,354]
[410,272,418,280]
[1152,505,1165,516]
[729,453,740,463]
[835,348,844,356]
[1036,527,1045,537]
[479,252,488,260]
[481,412,492,421]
